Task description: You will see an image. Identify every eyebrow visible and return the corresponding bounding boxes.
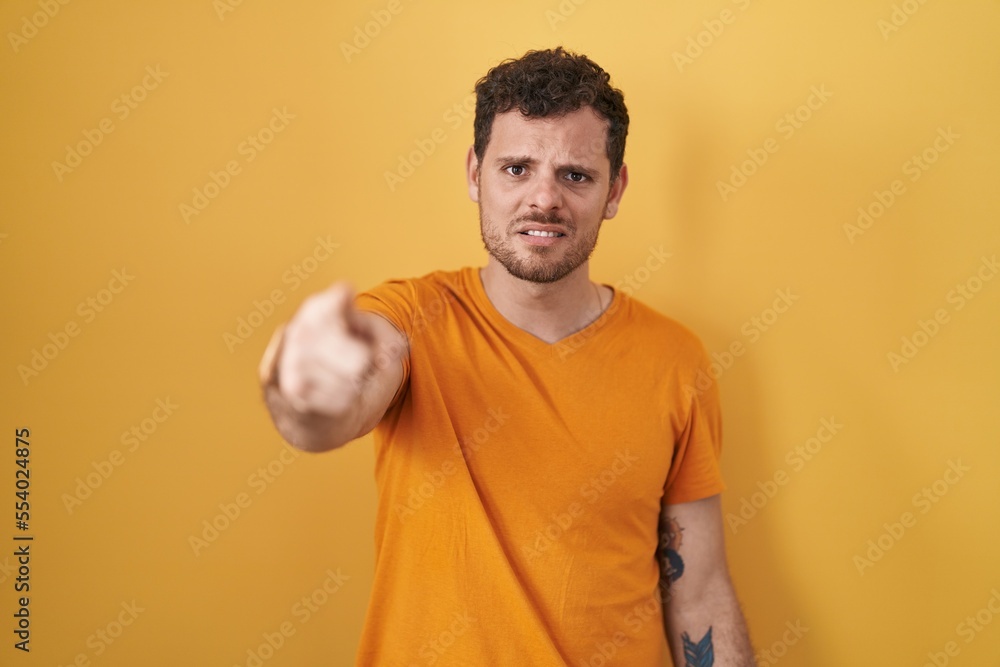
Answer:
[493,154,537,169]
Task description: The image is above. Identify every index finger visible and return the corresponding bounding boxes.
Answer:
[323,281,374,343]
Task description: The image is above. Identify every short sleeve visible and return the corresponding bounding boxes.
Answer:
[354,278,416,411]
[663,342,726,504]
[355,278,417,337]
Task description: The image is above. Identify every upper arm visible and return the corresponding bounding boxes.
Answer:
[352,310,409,438]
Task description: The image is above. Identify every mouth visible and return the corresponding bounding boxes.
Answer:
[519,230,565,238]
[517,229,566,247]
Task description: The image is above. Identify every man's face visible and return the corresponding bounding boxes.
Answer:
[466,106,628,284]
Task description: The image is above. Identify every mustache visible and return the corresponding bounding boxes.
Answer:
[515,211,570,227]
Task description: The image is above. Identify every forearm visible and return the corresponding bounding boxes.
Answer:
[663,572,756,666]
[262,383,362,452]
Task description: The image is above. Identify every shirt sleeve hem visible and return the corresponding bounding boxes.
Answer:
[663,480,727,506]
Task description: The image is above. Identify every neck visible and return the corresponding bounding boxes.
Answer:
[479,258,609,344]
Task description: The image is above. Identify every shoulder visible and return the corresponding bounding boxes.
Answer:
[356,267,474,327]
[618,292,710,361]
[360,266,466,299]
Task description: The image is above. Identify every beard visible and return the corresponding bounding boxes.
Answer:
[479,205,601,284]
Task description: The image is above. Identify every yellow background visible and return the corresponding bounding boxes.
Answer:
[2,0,998,665]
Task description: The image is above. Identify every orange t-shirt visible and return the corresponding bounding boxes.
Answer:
[353,266,725,666]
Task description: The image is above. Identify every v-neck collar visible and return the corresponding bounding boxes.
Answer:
[462,266,623,354]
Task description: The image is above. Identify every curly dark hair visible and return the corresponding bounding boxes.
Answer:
[473,46,629,185]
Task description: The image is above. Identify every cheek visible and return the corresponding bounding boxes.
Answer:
[570,198,604,222]
[481,188,516,217]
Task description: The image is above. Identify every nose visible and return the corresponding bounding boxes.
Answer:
[527,171,563,213]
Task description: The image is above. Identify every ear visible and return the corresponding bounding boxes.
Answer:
[603,163,629,219]
[465,145,481,203]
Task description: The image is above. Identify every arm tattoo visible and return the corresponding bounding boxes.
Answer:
[681,627,714,667]
[660,515,685,586]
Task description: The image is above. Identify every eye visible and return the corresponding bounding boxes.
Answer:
[505,165,526,176]
[566,172,588,183]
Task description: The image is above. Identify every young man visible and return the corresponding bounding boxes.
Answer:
[260,47,756,666]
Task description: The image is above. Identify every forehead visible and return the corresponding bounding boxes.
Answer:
[487,107,609,165]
